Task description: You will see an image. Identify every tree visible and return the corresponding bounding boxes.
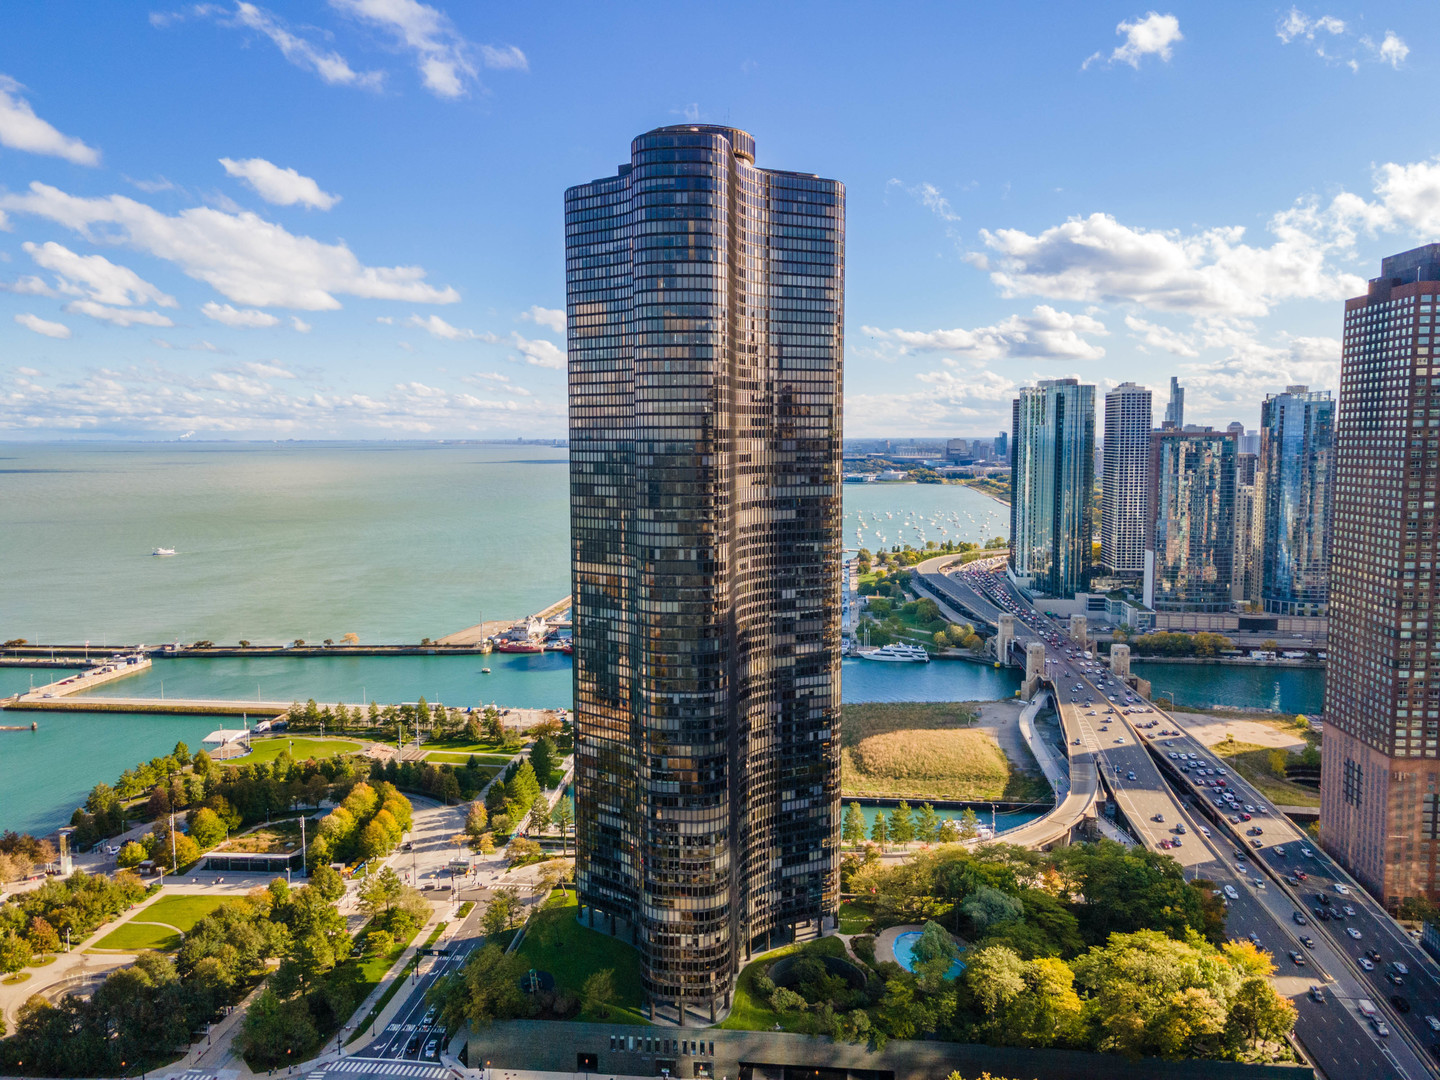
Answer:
[527,795,551,835]
[466,801,490,841]
[1226,977,1297,1051]
[957,808,981,840]
[482,888,521,935]
[189,807,227,850]
[26,916,61,958]
[550,796,574,854]
[910,920,959,985]
[842,802,868,848]
[237,987,319,1069]
[916,803,941,844]
[0,931,33,974]
[937,819,960,843]
[117,841,147,869]
[530,736,558,785]
[889,801,915,845]
[581,968,616,1017]
[358,867,405,918]
[1267,749,1288,778]
[870,813,889,850]
[961,885,1023,932]
[506,836,541,866]
[482,707,506,744]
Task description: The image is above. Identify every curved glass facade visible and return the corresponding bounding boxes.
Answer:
[1145,429,1237,613]
[566,125,844,1009]
[1259,387,1335,617]
[1009,379,1095,598]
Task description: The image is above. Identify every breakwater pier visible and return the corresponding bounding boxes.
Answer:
[13,655,151,702]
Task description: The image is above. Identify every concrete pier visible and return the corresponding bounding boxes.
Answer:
[17,656,151,701]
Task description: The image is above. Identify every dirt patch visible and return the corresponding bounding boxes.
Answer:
[1170,710,1307,751]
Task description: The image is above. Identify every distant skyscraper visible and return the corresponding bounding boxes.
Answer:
[1258,386,1335,617]
[1009,378,1095,598]
[1144,427,1237,612]
[1233,452,1262,605]
[994,430,1008,462]
[1164,376,1185,429]
[1324,244,1440,906]
[565,125,844,1011]
[1101,382,1152,578]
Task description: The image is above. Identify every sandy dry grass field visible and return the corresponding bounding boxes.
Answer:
[1213,739,1321,808]
[840,702,1048,801]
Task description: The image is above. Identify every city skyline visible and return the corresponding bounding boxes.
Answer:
[1,4,1440,439]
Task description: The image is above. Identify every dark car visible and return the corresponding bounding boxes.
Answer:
[405,1035,421,1056]
[1393,996,1412,1014]
[1288,951,1305,966]
[1299,936,1316,949]
[1367,949,1382,961]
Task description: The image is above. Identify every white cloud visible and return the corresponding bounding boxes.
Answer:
[888,179,960,223]
[974,210,1362,319]
[465,370,532,396]
[0,182,460,310]
[164,3,386,89]
[220,157,340,210]
[479,45,528,71]
[513,333,564,369]
[202,301,280,327]
[66,300,175,328]
[864,306,1108,362]
[0,75,101,165]
[290,315,312,333]
[1,275,61,298]
[407,312,475,339]
[13,312,70,339]
[152,337,224,352]
[129,175,177,194]
[520,305,565,333]
[375,315,394,324]
[0,361,564,436]
[1084,11,1182,70]
[1368,31,1410,69]
[23,240,177,307]
[1124,314,1198,357]
[329,0,524,97]
[1279,9,1408,70]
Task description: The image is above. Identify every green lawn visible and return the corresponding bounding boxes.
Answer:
[838,901,874,935]
[235,737,361,765]
[138,894,229,932]
[425,738,518,755]
[515,895,648,1025]
[719,936,847,1032]
[93,921,181,951]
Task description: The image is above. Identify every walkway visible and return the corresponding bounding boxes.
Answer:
[1015,692,1067,800]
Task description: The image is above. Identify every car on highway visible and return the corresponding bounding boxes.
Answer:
[1199,825,1211,837]
[1250,839,1263,849]
[1293,911,1308,925]
[406,1035,421,1056]
[1388,972,1404,986]
[1342,904,1355,916]
[1334,882,1350,895]
[1294,870,1307,880]
[1126,771,1136,781]
[424,1038,441,1060]
[1394,961,1410,975]
[1285,875,1301,886]
[1300,936,1315,949]
[1359,957,1375,971]
[1347,927,1362,939]
[1309,985,1325,1002]
[1114,737,1125,744]
[1153,813,1165,823]
[1366,949,1382,961]
[1251,877,1266,889]
[1288,951,1305,966]
[1300,846,1313,858]
[1426,1015,1440,1033]
[1222,885,1239,901]
[1392,996,1412,1014]
[1373,1019,1392,1037]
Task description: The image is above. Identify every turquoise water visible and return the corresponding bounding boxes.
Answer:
[0,712,228,836]
[1133,661,1325,714]
[0,667,82,698]
[851,804,1044,833]
[892,931,966,979]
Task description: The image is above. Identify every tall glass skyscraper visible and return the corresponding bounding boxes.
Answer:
[1100,381,1152,578]
[1325,244,1440,906]
[565,125,844,1014]
[1144,428,1237,612]
[1009,378,1095,598]
[1258,385,1335,617]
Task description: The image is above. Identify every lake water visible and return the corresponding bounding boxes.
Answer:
[1133,661,1325,715]
[0,444,1010,646]
[0,712,229,837]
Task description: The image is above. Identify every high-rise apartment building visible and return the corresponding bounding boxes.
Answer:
[1164,376,1185,428]
[1144,427,1237,612]
[1101,382,1152,578]
[1324,244,1440,906]
[1009,379,1095,598]
[1233,452,1262,605]
[1258,386,1336,617]
[565,125,844,1011]
[994,430,1008,462]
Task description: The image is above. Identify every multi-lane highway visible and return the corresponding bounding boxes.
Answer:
[929,558,1437,1080]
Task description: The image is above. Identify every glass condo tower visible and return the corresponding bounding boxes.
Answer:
[565,125,845,1014]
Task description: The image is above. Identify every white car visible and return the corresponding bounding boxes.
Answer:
[1199,825,1211,837]
[1426,1015,1440,1033]
[1251,877,1265,889]
[1359,957,1374,971]
[1347,927,1361,939]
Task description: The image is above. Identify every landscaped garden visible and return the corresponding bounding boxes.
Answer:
[514,894,646,1023]
[236,736,361,766]
[91,893,230,951]
[841,702,1049,802]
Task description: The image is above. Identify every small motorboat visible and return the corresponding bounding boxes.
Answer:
[152,547,176,557]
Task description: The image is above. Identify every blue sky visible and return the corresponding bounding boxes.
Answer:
[1,2,1438,440]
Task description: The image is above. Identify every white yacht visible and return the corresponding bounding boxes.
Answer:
[152,547,176,557]
[859,643,930,663]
